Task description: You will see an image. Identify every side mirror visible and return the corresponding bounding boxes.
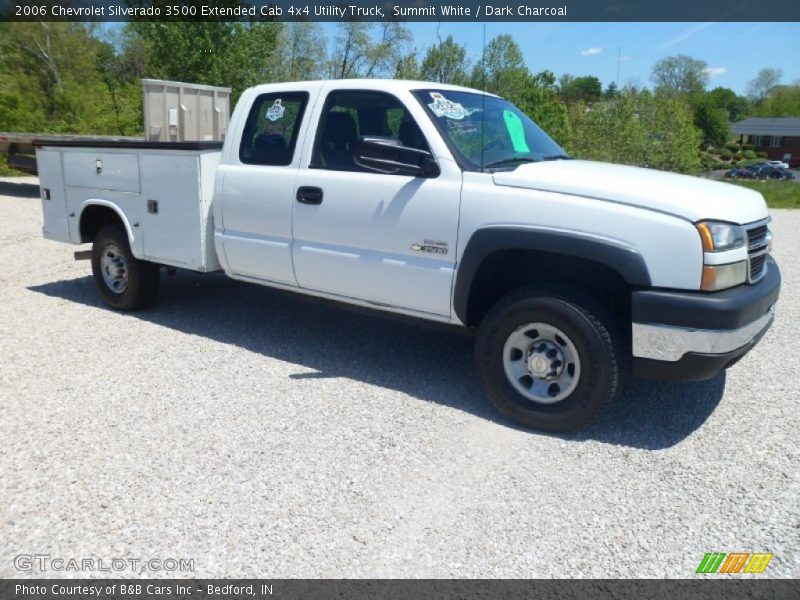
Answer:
[354,136,440,178]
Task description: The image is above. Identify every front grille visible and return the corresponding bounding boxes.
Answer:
[745,221,770,284]
[747,224,768,250]
[749,253,766,281]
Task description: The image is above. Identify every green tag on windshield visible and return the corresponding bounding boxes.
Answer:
[503,109,530,153]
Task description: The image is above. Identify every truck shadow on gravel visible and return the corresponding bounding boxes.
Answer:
[0,180,40,198]
[29,271,726,450]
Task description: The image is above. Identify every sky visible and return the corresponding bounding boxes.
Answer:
[320,21,800,95]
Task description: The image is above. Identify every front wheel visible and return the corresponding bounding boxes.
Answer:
[476,286,622,432]
[91,225,159,311]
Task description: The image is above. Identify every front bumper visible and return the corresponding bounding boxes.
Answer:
[632,256,781,381]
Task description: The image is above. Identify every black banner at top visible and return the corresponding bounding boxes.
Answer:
[2,0,800,22]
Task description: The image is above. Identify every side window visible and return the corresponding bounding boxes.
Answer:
[239,92,308,166]
[310,90,429,172]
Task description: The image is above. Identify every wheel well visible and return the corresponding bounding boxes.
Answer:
[464,249,633,332]
[79,205,125,244]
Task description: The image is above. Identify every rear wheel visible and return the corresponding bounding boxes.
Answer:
[476,285,622,432]
[91,225,159,311]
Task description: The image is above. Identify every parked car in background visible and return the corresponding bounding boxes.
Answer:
[768,160,790,169]
[724,166,756,179]
[753,164,795,180]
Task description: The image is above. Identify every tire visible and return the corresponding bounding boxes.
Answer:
[91,225,159,311]
[476,285,622,432]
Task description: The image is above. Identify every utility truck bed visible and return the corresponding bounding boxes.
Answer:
[35,139,223,272]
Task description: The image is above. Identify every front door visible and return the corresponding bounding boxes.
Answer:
[291,89,461,317]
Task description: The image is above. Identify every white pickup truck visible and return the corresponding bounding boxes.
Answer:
[35,79,781,431]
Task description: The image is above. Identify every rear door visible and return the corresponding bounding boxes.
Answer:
[291,87,462,317]
[215,88,312,285]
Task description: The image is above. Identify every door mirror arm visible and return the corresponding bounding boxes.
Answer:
[354,136,440,178]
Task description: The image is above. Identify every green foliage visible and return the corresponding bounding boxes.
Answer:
[719,148,733,160]
[725,142,740,152]
[565,90,701,173]
[470,34,529,99]
[753,84,800,117]
[651,54,709,95]
[420,35,470,85]
[757,151,768,158]
[689,93,730,148]
[129,21,282,103]
[559,75,602,104]
[733,152,742,160]
[742,149,756,159]
[706,86,750,121]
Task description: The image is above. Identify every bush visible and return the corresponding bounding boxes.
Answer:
[726,142,740,152]
[757,151,768,158]
[719,148,733,160]
[700,152,728,170]
[743,144,755,151]
[743,149,756,159]
[733,152,743,160]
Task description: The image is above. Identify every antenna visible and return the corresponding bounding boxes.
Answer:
[480,23,487,171]
[616,47,622,86]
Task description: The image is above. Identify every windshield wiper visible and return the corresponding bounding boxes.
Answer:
[483,157,537,170]
[541,154,571,161]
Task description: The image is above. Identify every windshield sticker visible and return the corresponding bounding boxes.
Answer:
[503,109,530,153]
[428,92,480,120]
[265,99,285,121]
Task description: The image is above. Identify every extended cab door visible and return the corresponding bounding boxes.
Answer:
[214,85,316,285]
[291,87,462,317]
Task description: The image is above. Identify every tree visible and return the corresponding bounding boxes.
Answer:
[689,93,730,148]
[603,81,619,99]
[328,22,372,79]
[470,34,528,99]
[127,21,282,102]
[754,84,800,117]
[420,35,470,85]
[567,90,701,173]
[559,75,602,104]
[706,86,749,121]
[394,53,420,80]
[651,54,709,95]
[276,23,327,81]
[746,68,783,102]
[364,23,412,78]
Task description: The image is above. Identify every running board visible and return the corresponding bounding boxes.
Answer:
[74,250,91,261]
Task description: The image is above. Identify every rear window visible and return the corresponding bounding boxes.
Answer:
[240,92,308,166]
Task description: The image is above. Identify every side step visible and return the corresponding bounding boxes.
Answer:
[74,250,92,261]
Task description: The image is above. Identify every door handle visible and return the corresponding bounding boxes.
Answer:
[296,186,323,205]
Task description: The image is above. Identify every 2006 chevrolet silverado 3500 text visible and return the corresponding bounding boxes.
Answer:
[35,79,781,431]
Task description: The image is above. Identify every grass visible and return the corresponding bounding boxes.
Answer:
[724,179,800,209]
[0,155,25,177]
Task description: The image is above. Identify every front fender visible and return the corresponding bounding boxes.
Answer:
[453,226,651,324]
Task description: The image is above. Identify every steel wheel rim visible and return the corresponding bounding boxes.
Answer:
[100,243,129,293]
[502,322,581,404]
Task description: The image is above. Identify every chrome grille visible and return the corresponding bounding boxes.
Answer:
[745,220,770,284]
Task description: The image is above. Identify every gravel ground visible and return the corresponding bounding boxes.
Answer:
[1,176,798,578]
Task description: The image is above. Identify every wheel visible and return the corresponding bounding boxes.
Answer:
[91,225,159,311]
[476,285,622,432]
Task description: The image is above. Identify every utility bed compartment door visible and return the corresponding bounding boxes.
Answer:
[63,151,140,193]
[140,153,203,268]
[36,149,70,243]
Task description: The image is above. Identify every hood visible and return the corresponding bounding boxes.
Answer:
[492,160,768,224]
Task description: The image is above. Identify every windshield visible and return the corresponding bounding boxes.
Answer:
[413,89,568,171]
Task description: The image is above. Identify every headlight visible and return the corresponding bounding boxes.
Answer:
[695,221,745,252]
[701,261,747,291]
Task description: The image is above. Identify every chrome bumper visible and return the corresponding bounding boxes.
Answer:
[632,306,775,362]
